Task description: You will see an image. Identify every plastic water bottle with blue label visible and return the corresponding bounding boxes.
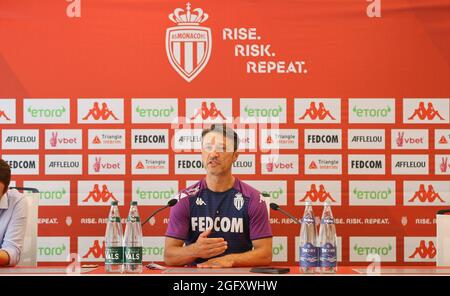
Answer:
[318,202,337,273]
[123,201,143,273]
[105,201,124,273]
[299,201,318,273]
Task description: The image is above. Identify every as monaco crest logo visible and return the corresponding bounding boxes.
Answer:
[166,3,212,82]
[234,193,244,211]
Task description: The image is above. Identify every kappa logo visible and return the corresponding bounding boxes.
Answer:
[166,3,211,82]
[234,193,244,211]
[299,102,336,120]
[408,184,444,203]
[440,157,449,173]
[299,184,336,203]
[408,240,436,259]
[408,102,445,121]
[0,109,11,120]
[195,197,206,206]
[82,240,105,259]
[82,102,119,121]
[190,102,226,120]
[82,184,118,203]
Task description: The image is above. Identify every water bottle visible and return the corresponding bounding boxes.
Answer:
[318,202,337,273]
[299,201,318,273]
[105,201,124,273]
[124,201,143,273]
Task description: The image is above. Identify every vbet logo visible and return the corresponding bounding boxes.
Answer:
[260,129,298,150]
[240,98,287,124]
[132,129,169,150]
[305,154,342,175]
[0,99,16,124]
[1,129,39,150]
[132,181,178,206]
[132,99,178,124]
[88,129,125,149]
[174,129,203,150]
[186,98,232,123]
[436,155,450,175]
[350,237,396,262]
[403,98,449,124]
[348,154,385,175]
[132,154,169,175]
[391,154,428,175]
[435,129,450,149]
[24,99,70,124]
[391,129,428,150]
[295,98,340,123]
[78,98,124,124]
[24,181,70,206]
[37,237,70,262]
[45,154,82,175]
[272,237,288,262]
[295,181,341,206]
[88,154,125,175]
[2,155,39,175]
[232,154,255,175]
[296,236,342,262]
[349,181,396,206]
[349,98,395,123]
[403,181,449,206]
[245,180,287,206]
[78,237,105,262]
[78,181,124,206]
[143,237,166,262]
[348,129,385,150]
[304,129,341,150]
[261,154,298,175]
[45,130,82,150]
[236,129,257,151]
[404,237,436,262]
[175,154,204,175]
[166,2,211,82]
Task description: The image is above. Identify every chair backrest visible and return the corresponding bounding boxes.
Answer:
[9,187,39,267]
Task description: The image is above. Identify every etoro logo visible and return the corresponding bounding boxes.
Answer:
[78,99,124,124]
[272,237,288,262]
[143,237,165,261]
[79,237,105,262]
[24,181,71,206]
[37,237,70,262]
[404,181,449,206]
[133,181,178,206]
[246,181,288,206]
[240,98,287,123]
[132,99,178,123]
[349,99,395,123]
[295,99,340,123]
[166,3,211,82]
[78,181,124,206]
[350,237,396,262]
[404,238,436,262]
[24,99,70,124]
[403,99,449,124]
[349,181,396,206]
[295,181,341,206]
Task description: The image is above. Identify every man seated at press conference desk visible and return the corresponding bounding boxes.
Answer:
[164,124,273,268]
[0,159,28,267]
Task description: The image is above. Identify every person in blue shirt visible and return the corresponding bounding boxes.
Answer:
[164,124,273,268]
[0,159,27,267]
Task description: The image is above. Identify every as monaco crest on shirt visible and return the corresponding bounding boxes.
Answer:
[166,3,212,82]
[234,193,244,211]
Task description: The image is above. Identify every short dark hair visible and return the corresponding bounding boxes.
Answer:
[201,124,239,152]
[0,159,11,194]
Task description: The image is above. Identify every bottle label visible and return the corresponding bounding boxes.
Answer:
[319,243,337,267]
[109,217,121,223]
[124,247,143,264]
[302,215,315,225]
[321,217,334,224]
[127,216,140,223]
[300,243,318,267]
[105,247,124,265]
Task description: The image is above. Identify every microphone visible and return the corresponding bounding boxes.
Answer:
[269,203,301,225]
[141,199,178,226]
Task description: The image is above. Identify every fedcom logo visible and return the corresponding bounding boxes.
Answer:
[132,181,178,206]
[132,154,169,175]
[186,99,232,123]
[246,181,287,206]
[348,129,385,150]
[2,155,39,175]
[403,98,449,124]
[132,99,178,123]
[261,154,298,175]
[45,130,82,150]
[305,154,342,175]
[78,99,124,124]
[404,181,449,206]
[350,237,396,262]
[348,155,385,175]
[240,98,287,123]
[295,98,340,123]
[78,181,124,206]
[404,237,436,262]
[24,99,70,124]
[1,129,39,150]
[132,129,169,150]
[304,129,341,149]
[0,99,16,124]
[349,98,395,123]
[24,181,71,206]
[175,154,204,175]
[37,237,70,262]
[78,237,105,262]
[45,155,82,175]
[295,181,341,206]
[349,181,396,206]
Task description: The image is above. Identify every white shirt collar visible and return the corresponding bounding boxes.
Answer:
[0,192,8,209]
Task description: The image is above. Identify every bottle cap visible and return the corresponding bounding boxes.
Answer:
[130,201,138,206]
[111,201,118,206]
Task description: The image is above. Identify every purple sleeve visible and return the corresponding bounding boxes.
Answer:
[165,196,190,241]
[248,194,273,241]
